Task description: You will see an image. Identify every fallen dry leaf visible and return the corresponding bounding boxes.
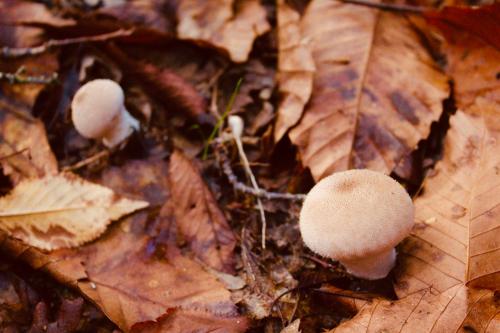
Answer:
[441,31,500,110]
[286,1,448,180]
[0,173,149,250]
[0,97,58,184]
[329,63,500,333]
[176,0,270,63]
[330,285,499,333]
[393,16,500,294]
[168,150,236,273]
[78,228,245,332]
[98,0,176,34]
[424,2,500,51]
[274,0,315,142]
[105,44,208,123]
[0,160,246,332]
[396,105,500,294]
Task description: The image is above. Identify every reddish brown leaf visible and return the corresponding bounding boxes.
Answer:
[425,3,500,51]
[168,150,236,273]
[440,29,500,109]
[106,44,208,123]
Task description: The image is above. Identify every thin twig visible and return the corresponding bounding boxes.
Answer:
[61,150,110,172]
[1,29,134,58]
[302,254,338,269]
[0,148,29,160]
[336,0,424,14]
[217,143,306,201]
[0,67,57,84]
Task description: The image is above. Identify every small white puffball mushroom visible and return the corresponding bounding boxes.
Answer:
[228,115,244,138]
[71,79,139,148]
[299,169,414,280]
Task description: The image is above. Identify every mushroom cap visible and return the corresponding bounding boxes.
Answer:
[71,79,125,139]
[299,169,414,261]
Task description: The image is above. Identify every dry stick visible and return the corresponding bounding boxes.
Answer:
[1,29,134,58]
[336,0,424,14]
[0,68,57,84]
[219,148,306,201]
[229,117,268,249]
[61,150,110,172]
[0,148,29,160]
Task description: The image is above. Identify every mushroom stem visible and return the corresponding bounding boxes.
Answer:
[340,248,396,280]
[102,106,139,148]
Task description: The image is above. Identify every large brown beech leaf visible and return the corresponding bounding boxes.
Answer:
[274,0,315,142]
[330,105,500,332]
[176,0,270,63]
[286,1,448,181]
[0,160,246,332]
[395,105,500,295]
[393,15,500,294]
[168,151,236,273]
[328,53,500,332]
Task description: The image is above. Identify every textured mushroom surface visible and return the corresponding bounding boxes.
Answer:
[299,169,414,261]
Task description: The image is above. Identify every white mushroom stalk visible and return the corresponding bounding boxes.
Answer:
[228,115,267,249]
[71,79,139,148]
[299,169,414,280]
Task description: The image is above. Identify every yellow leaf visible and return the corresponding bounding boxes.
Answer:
[0,173,149,250]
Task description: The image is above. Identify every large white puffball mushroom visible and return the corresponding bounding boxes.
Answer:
[71,79,139,148]
[299,169,414,280]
